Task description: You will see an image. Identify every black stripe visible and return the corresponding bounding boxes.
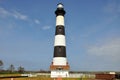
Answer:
[54,46,66,57]
[55,8,66,16]
[55,25,65,35]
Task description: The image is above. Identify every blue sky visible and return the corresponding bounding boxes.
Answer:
[0,0,120,71]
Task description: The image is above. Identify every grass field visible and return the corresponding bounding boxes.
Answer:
[0,77,96,80]
[0,74,103,80]
[0,74,98,80]
[0,74,77,80]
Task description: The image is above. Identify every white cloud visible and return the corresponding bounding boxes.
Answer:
[104,2,116,14]
[103,0,120,15]
[42,26,51,30]
[79,1,120,39]
[0,6,28,21]
[101,0,120,28]
[87,38,120,62]
[34,19,40,24]
[12,11,28,21]
[0,6,41,26]
[0,7,10,17]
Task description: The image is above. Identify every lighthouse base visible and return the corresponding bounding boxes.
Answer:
[50,64,70,78]
[51,70,69,78]
[50,57,70,78]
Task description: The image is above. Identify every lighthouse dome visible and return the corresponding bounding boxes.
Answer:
[57,3,63,8]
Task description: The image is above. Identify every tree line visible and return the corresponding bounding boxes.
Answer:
[0,60,25,74]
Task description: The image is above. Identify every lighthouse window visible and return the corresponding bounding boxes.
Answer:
[56,67,63,70]
[59,27,62,32]
[58,47,62,52]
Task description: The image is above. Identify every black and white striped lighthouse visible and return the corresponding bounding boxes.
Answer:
[50,3,70,78]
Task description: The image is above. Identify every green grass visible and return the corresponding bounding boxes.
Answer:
[0,77,96,80]
[0,77,80,80]
[0,74,95,80]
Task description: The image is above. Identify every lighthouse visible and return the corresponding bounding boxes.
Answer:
[50,3,70,78]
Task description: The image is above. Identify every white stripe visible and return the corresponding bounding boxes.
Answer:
[54,35,66,46]
[56,15,64,26]
[53,57,67,65]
